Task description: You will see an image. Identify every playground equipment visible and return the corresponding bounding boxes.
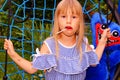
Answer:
[0,0,120,80]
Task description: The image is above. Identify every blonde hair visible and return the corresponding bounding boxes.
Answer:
[52,0,85,59]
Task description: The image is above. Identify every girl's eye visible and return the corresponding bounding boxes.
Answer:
[61,16,66,18]
[72,16,76,19]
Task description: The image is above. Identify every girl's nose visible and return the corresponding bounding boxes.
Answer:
[66,16,71,24]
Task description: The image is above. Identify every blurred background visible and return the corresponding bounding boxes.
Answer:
[0,0,120,80]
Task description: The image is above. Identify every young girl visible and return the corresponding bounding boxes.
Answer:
[4,0,111,80]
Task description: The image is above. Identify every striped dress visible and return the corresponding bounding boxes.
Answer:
[32,37,99,80]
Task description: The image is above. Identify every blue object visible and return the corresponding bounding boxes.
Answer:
[85,12,120,80]
[32,37,99,80]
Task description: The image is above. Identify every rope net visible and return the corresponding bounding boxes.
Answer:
[0,0,119,80]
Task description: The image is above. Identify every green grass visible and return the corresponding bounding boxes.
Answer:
[0,51,45,80]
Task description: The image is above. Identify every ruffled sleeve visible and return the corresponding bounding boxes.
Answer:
[32,48,57,70]
[53,50,99,74]
[83,37,99,65]
[82,51,99,67]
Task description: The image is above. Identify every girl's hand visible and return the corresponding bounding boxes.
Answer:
[101,28,111,42]
[4,39,15,55]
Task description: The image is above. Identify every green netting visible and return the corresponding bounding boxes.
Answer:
[0,0,119,80]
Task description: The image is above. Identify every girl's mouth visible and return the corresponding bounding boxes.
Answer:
[65,26,73,29]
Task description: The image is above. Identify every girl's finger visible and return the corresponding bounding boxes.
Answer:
[4,44,8,50]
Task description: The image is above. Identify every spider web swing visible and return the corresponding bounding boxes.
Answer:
[0,0,120,80]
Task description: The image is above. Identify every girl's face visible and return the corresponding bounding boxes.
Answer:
[58,9,80,37]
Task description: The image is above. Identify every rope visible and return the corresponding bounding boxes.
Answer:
[2,0,11,79]
[2,0,33,80]
[1,0,119,79]
[9,0,33,23]
[118,0,120,14]
[104,0,120,25]
[98,0,116,80]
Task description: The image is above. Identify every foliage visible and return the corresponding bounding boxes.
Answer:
[0,0,120,79]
